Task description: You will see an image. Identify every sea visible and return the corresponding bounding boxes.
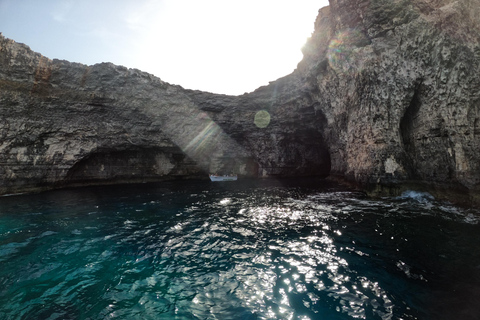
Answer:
[0,178,479,320]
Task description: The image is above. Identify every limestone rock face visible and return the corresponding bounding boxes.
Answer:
[0,35,328,194]
[298,0,480,203]
[1,0,480,204]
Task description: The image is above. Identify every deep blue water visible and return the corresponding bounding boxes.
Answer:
[0,178,480,320]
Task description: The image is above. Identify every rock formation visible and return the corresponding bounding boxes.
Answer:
[300,0,480,204]
[1,0,479,205]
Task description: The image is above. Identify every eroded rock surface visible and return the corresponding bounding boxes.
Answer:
[298,0,480,203]
[1,0,479,204]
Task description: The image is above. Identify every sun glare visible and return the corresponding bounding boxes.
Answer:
[128,0,328,95]
[0,0,328,95]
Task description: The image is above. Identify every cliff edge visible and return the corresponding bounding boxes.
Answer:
[1,0,479,205]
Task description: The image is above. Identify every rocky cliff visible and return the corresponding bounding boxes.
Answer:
[1,0,480,205]
[298,0,480,204]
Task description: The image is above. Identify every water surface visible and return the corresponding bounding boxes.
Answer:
[0,178,479,319]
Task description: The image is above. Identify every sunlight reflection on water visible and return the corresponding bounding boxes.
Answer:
[1,181,480,319]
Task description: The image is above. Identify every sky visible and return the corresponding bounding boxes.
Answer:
[0,0,329,95]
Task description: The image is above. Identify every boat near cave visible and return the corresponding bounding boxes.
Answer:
[209,174,237,182]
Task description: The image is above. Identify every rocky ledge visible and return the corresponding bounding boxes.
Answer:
[1,0,479,205]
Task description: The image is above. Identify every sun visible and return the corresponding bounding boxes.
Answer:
[0,0,329,95]
[128,0,328,95]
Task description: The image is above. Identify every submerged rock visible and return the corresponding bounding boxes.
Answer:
[1,0,479,205]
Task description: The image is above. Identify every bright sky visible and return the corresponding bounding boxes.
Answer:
[0,0,328,95]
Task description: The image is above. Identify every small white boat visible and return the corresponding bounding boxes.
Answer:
[209,174,237,182]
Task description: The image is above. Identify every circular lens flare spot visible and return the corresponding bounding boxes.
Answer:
[254,110,271,128]
[327,29,369,75]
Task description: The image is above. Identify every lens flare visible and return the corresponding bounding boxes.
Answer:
[327,29,370,75]
[184,120,221,157]
[254,110,271,128]
[148,103,249,173]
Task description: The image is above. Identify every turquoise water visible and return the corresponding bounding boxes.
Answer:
[0,178,479,320]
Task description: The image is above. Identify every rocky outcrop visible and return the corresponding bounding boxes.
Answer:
[0,35,329,194]
[297,0,480,204]
[1,0,480,205]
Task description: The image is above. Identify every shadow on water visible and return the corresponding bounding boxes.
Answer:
[1,178,480,319]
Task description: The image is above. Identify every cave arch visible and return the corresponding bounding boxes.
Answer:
[64,146,204,186]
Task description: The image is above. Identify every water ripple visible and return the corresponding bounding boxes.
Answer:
[0,180,479,319]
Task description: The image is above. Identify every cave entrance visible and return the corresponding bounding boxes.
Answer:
[64,146,204,186]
